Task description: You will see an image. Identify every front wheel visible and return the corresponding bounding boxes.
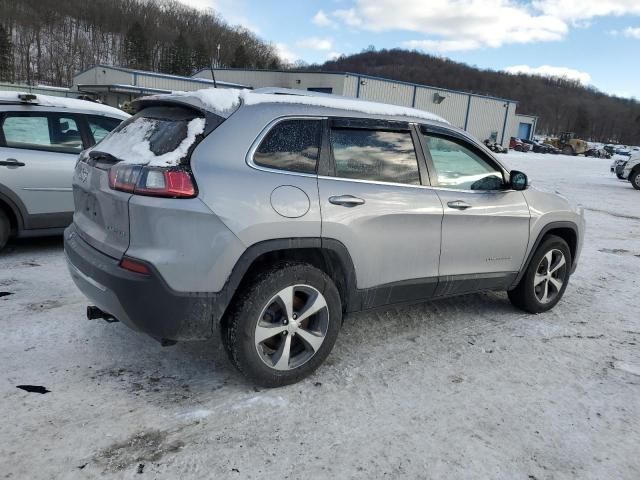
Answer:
[508,235,572,313]
[222,263,342,387]
[630,170,640,190]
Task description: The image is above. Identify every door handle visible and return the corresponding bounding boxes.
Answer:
[447,200,472,210]
[329,195,365,207]
[0,158,26,167]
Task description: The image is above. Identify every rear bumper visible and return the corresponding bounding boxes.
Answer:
[64,224,221,341]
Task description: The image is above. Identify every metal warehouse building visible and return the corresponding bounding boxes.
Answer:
[193,68,537,147]
[73,65,536,146]
[73,65,245,109]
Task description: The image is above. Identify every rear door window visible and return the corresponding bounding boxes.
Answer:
[253,119,322,174]
[1,113,83,153]
[330,128,420,185]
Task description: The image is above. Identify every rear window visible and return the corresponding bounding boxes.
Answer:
[253,119,322,174]
[92,106,210,167]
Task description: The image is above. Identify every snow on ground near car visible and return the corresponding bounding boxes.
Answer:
[0,152,638,479]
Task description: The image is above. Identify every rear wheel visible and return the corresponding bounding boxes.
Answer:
[508,235,572,313]
[0,209,10,251]
[222,263,342,387]
[631,170,640,190]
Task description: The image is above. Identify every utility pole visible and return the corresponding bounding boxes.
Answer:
[210,44,221,88]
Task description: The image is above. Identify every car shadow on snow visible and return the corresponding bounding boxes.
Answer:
[83,289,519,398]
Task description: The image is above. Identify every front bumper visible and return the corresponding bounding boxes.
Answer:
[64,224,220,341]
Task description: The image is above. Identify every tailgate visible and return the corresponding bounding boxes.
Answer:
[72,157,132,259]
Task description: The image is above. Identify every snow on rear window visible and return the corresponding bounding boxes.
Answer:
[94,116,205,167]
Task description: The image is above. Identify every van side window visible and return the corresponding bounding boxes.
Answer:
[423,134,504,190]
[254,119,322,174]
[330,128,420,185]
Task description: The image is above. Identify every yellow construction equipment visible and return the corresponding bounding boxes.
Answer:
[546,132,589,156]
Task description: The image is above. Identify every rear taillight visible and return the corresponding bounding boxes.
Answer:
[108,164,196,198]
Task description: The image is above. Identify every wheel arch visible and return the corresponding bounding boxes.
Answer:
[510,221,578,290]
[0,188,25,234]
[220,238,357,320]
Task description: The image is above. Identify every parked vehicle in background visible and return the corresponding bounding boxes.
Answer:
[546,132,589,156]
[621,152,640,190]
[611,157,629,179]
[483,139,508,154]
[521,138,559,154]
[64,88,585,387]
[0,92,129,251]
[510,137,531,152]
[585,147,611,159]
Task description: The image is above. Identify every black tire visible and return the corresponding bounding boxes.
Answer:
[562,146,574,156]
[630,169,640,190]
[0,209,10,252]
[222,262,342,387]
[508,235,572,314]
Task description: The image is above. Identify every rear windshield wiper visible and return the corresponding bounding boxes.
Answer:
[89,150,121,164]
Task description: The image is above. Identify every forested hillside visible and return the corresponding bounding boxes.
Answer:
[316,49,640,144]
[0,0,281,87]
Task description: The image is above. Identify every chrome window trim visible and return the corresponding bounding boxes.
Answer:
[246,115,327,179]
[245,115,518,194]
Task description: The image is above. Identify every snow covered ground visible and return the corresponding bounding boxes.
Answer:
[1,152,638,479]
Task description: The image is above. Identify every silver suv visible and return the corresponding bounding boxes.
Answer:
[64,88,585,387]
[0,92,129,250]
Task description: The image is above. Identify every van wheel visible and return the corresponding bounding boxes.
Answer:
[222,262,342,387]
[0,210,10,251]
[508,235,572,314]
[631,170,640,190]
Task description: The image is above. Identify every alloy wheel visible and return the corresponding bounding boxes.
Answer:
[533,249,567,304]
[254,285,330,371]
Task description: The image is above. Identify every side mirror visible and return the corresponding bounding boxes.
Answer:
[510,170,528,190]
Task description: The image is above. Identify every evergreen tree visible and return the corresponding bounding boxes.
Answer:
[0,24,12,82]
[123,21,149,70]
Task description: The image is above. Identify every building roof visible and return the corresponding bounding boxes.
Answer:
[75,65,249,89]
[192,67,518,104]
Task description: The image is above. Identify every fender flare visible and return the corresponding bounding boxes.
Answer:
[217,237,358,313]
[510,221,579,289]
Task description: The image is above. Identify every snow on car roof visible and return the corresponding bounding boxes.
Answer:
[0,91,129,118]
[147,88,450,124]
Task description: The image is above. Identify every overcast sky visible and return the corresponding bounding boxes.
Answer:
[178,0,640,99]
